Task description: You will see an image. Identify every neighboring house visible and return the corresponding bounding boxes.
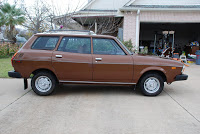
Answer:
[72,0,129,37]
[0,32,3,40]
[56,0,200,53]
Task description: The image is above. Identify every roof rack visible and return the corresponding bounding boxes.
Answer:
[44,29,96,35]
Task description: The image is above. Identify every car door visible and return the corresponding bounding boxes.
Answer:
[92,38,133,83]
[52,36,92,81]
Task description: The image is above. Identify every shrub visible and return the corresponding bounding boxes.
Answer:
[0,43,21,58]
[122,39,133,51]
[120,39,138,53]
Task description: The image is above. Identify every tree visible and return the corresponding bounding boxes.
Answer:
[50,0,84,30]
[77,16,123,35]
[20,0,85,33]
[96,17,123,35]
[0,3,25,42]
[22,0,51,33]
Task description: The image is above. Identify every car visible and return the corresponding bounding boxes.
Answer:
[16,35,27,45]
[8,30,188,96]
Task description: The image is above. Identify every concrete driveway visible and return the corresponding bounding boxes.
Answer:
[0,64,200,134]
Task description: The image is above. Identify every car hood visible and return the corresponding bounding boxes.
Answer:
[132,54,183,67]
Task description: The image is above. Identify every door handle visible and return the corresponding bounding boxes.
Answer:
[95,58,102,61]
[55,55,62,58]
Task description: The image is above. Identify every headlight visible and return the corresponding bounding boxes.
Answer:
[181,65,185,73]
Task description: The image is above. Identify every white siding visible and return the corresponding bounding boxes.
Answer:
[140,11,200,23]
[131,0,200,5]
[85,0,130,10]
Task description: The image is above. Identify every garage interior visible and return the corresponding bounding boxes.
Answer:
[139,23,200,57]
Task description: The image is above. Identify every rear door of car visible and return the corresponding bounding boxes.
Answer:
[92,37,133,83]
[19,36,60,77]
[52,36,93,81]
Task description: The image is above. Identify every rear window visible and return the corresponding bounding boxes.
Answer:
[31,36,59,50]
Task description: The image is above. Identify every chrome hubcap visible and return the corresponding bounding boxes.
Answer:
[35,76,52,92]
[144,77,160,93]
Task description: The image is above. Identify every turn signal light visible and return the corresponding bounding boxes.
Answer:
[172,67,176,69]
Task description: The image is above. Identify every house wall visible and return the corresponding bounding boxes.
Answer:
[123,12,137,44]
[85,0,130,10]
[131,0,200,5]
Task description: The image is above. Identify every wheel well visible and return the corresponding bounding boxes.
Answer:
[138,70,167,83]
[32,69,58,82]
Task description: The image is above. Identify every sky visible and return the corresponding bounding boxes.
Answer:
[3,0,88,15]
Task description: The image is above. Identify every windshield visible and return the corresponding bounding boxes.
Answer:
[116,38,133,55]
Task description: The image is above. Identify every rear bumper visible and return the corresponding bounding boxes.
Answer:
[8,71,28,89]
[8,70,22,78]
[175,74,188,81]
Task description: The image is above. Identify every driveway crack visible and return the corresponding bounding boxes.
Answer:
[0,90,31,112]
[164,90,200,124]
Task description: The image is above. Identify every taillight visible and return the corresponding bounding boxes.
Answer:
[11,52,18,67]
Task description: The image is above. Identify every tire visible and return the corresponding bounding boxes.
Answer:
[139,73,164,96]
[31,72,56,96]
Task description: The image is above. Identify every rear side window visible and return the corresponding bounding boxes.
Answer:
[57,37,91,54]
[31,36,59,50]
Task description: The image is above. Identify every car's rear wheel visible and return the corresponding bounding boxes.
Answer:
[31,72,56,96]
[139,73,164,96]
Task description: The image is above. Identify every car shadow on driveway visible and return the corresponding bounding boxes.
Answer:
[51,84,142,96]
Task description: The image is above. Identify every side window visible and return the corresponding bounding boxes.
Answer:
[31,36,59,50]
[93,38,125,55]
[58,37,91,54]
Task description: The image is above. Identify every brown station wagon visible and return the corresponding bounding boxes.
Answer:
[8,30,188,96]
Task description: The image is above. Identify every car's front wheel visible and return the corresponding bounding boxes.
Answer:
[139,73,164,96]
[31,72,56,96]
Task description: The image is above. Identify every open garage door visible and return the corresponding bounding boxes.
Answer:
[139,23,200,56]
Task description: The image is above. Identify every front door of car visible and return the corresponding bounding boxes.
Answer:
[52,36,92,81]
[92,38,133,83]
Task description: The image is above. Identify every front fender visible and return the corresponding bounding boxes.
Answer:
[140,66,167,76]
[133,65,168,83]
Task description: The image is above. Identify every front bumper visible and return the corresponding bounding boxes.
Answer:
[8,70,22,78]
[175,74,188,81]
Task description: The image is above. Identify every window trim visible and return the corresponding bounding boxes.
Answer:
[31,36,60,50]
[56,36,92,54]
[92,38,127,55]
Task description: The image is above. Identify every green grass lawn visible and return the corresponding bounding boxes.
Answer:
[0,58,13,78]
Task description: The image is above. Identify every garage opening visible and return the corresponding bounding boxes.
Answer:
[139,23,200,57]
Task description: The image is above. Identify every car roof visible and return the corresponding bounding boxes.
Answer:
[34,33,115,39]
